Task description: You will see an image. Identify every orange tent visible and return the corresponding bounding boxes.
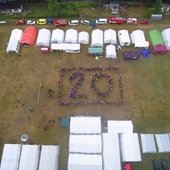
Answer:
[21,26,37,46]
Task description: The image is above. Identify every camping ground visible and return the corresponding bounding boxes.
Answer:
[1,6,170,170]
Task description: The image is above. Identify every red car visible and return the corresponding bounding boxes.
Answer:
[16,19,25,25]
[124,163,132,170]
[54,19,67,26]
[139,19,149,24]
[109,16,126,24]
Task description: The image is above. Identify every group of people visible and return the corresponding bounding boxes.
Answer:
[91,72,113,98]
[58,66,124,106]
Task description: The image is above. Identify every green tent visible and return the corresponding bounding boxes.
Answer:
[148,29,164,46]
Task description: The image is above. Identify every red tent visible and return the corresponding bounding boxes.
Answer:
[153,44,167,54]
[21,26,37,46]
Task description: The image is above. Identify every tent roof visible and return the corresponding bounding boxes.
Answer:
[0,144,21,170]
[153,44,167,53]
[120,133,141,162]
[155,134,170,153]
[69,135,102,153]
[148,29,164,46]
[70,116,101,134]
[10,29,23,42]
[6,39,20,54]
[140,134,157,153]
[65,29,78,43]
[39,145,60,170]
[91,29,103,47]
[51,29,64,43]
[104,29,117,44]
[19,145,40,170]
[107,120,133,133]
[21,26,37,45]
[68,154,102,170]
[102,133,121,170]
[118,29,131,45]
[78,31,89,44]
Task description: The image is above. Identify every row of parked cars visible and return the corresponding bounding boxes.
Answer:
[152,159,169,170]
[16,16,149,26]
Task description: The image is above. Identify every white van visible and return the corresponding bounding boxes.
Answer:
[96,18,107,24]
[69,20,79,26]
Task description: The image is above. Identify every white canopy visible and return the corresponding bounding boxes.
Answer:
[118,29,131,46]
[65,29,78,44]
[69,135,102,154]
[18,145,40,170]
[91,29,103,47]
[78,31,89,44]
[70,116,101,134]
[102,133,121,170]
[51,29,64,43]
[155,134,170,153]
[39,145,60,170]
[36,28,51,47]
[130,30,149,48]
[162,28,170,50]
[0,144,21,170]
[51,43,80,53]
[140,134,157,153]
[10,29,23,42]
[120,133,141,162]
[104,29,117,44]
[105,45,117,59]
[107,120,133,133]
[68,154,102,170]
[6,39,20,54]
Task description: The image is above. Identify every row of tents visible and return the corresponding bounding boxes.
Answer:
[0,144,60,170]
[6,27,170,54]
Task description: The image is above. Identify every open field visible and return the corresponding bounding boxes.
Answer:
[1,12,170,170]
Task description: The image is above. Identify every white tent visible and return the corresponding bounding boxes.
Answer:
[118,29,131,46]
[0,144,21,170]
[9,29,23,42]
[51,29,65,43]
[68,154,102,170]
[102,133,121,170]
[78,31,89,44]
[65,29,78,44]
[104,29,117,44]
[39,145,60,170]
[91,29,103,47]
[107,120,133,133]
[69,135,102,154]
[6,29,23,54]
[155,134,170,153]
[120,133,141,162]
[105,45,117,59]
[36,28,51,47]
[140,134,157,153]
[6,39,20,54]
[130,30,149,48]
[162,28,170,50]
[51,43,80,53]
[70,116,101,134]
[18,145,40,170]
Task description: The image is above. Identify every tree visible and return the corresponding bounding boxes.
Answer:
[154,0,162,13]
[47,0,61,16]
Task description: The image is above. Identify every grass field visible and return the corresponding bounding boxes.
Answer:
[1,6,170,170]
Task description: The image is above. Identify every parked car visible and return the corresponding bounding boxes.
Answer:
[109,16,126,24]
[16,19,25,25]
[95,18,107,24]
[54,18,67,26]
[161,159,169,170]
[127,17,138,24]
[124,163,132,170]
[69,20,79,26]
[152,160,161,170]
[139,19,149,24]
[37,19,47,25]
[26,20,36,25]
[46,17,53,24]
[80,20,90,25]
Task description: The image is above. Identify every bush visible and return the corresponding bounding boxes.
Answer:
[144,7,155,18]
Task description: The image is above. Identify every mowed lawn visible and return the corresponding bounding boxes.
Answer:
[1,19,170,170]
